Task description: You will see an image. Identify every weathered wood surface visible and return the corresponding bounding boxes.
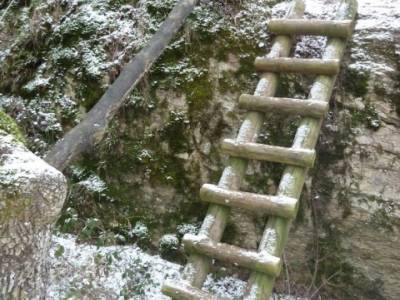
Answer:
[183,234,281,276]
[45,0,199,171]
[239,94,329,118]
[254,57,340,75]
[200,184,297,218]
[162,281,225,300]
[221,139,316,167]
[173,0,305,291]
[268,19,353,38]
[244,1,358,298]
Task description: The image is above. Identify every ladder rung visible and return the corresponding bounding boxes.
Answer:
[268,19,353,38]
[162,280,224,300]
[239,94,328,118]
[254,57,340,75]
[200,184,297,219]
[183,234,281,277]
[221,139,316,167]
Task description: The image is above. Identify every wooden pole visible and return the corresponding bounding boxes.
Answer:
[45,0,199,171]
[268,19,353,38]
[182,234,281,276]
[200,184,297,218]
[254,57,340,75]
[162,281,224,300]
[239,94,329,118]
[221,139,316,167]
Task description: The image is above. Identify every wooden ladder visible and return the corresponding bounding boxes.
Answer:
[162,0,357,299]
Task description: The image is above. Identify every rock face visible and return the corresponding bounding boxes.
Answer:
[283,1,400,299]
[0,132,67,299]
[0,0,399,299]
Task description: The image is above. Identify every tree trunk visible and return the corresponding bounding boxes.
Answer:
[0,132,67,299]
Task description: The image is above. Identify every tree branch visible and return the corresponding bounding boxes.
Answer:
[45,0,199,171]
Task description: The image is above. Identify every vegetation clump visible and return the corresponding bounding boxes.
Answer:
[0,109,26,144]
[343,66,370,97]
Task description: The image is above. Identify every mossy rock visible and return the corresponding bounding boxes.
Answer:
[343,67,370,97]
[0,193,32,224]
[0,110,26,144]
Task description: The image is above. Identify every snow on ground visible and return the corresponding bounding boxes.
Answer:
[48,234,180,299]
[48,235,307,299]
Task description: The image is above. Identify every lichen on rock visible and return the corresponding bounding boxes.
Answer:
[0,0,399,299]
[0,132,67,299]
[0,109,25,144]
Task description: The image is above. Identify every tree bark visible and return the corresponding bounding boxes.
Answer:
[221,138,316,167]
[200,184,297,218]
[45,0,199,171]
[239,94,329,118]
[0,132,67,299]
[268,19,353,38]
[254,57,340,75]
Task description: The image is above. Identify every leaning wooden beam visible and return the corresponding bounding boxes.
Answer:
[45,0,200,171]
[254,57,340,75]
[268,19,353,38]
[221,139,316,167]
[244,1,358,298]
[200,184,297,218]
[183,234,281,276]
[162,280,224,300]
[172,0,305,291]
[239,94,329,118]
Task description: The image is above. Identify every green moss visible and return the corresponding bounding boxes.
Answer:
[391,72,400,115]
[368,204,394,232]
[312,231,354,295]
[344,67,370,97]
[145,0,177,21]
[51,47,80,68]
[53,12,98,46]
[218,71,236,94]
[0,50,42,95]
[161,111,190,153]
[311,224,385,299]
[0,187,32,223]
[77,79,106,111]
[182,75,213,120]
[0,110,26,144]
[336,189,352,218]
[350,103,381,130]
[57,90,203,242]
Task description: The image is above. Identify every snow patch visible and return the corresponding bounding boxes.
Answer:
[48,234,181,300]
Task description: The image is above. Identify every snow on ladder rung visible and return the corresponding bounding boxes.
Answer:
[182,234,281,277]
[239,94,329,118]
[162,280,225,300]
[268,19,353,38]
[221,139,316,168]
[200,184,297,219]
[254,57,340,75]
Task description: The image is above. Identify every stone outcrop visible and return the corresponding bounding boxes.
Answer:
[0,132,67,299]
[283,1,400,298]
[0,0,398,299]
